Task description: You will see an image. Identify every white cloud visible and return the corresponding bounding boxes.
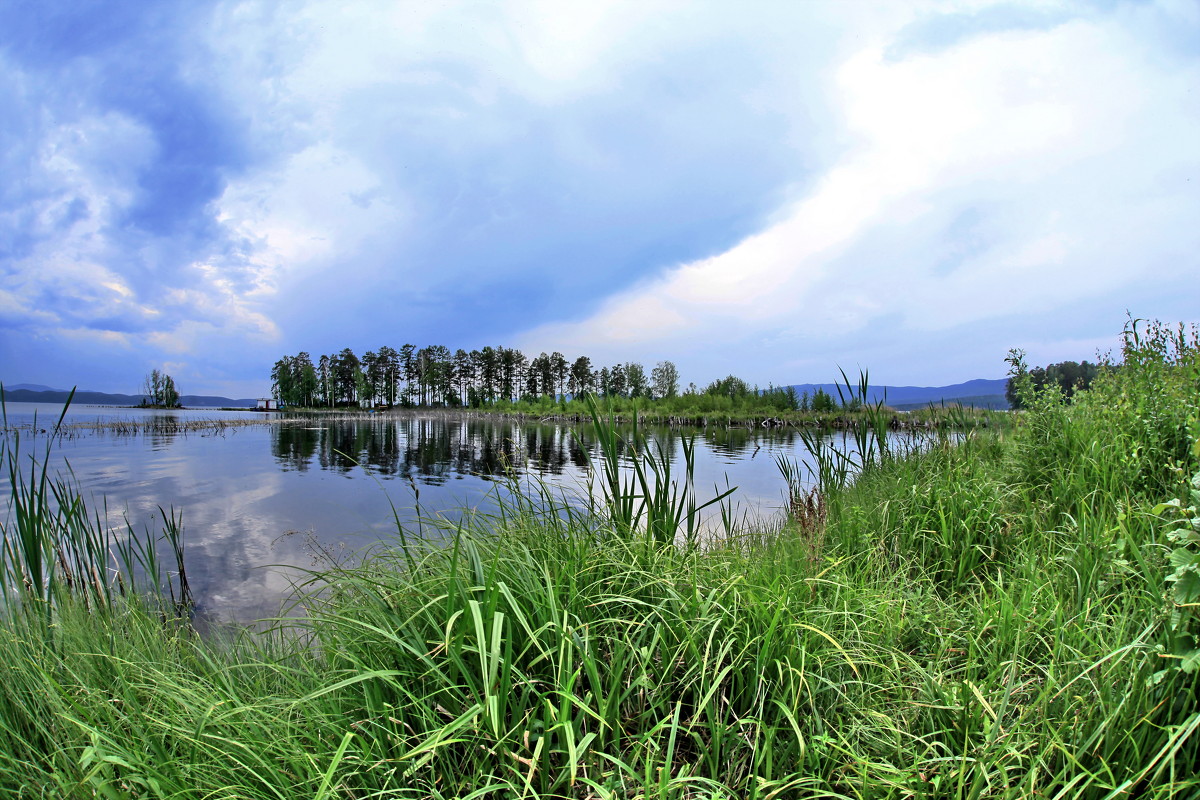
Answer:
[0,54,284,364]
[214,142,403,279]
[516,4,1200,383]
[7,0,1197,396]
[196,0,895,297]
[0,108,166,330]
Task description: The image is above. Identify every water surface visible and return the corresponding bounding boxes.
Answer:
[3,405,845,623]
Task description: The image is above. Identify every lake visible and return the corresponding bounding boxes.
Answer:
[2,403,851,624]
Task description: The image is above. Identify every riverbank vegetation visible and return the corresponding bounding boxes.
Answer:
[269,341,1010,428]
[418,387,1009,432]
[1002,357,1100,409]
[270,344,971,418]
[3,319,1199,797]
[274,352,1012,431]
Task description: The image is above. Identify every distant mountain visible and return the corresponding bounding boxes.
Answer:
[4,383,64,392]
[179,394,261,408]
[786,378,1009,410]
[0,388,259,408]
[3,380,1009,412]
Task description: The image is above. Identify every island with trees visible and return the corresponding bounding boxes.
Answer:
[137,369,182,408]
[269,344,853,425]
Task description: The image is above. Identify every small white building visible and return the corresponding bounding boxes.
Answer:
[256,398,282,411]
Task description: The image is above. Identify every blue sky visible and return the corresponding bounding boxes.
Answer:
[2,0,1197,397]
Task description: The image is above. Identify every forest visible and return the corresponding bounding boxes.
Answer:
[269,345,841,413]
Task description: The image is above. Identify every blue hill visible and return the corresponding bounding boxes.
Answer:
[0,387,258,408]
[785,378,1009,410]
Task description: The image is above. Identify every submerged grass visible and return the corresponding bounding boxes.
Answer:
[2,320,1200,798]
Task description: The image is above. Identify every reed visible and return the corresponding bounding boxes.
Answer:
[581,396,737,549]
[1,392,192,622]
[6,411,390,440]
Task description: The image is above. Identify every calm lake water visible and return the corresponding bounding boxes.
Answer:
[2,403,852,624]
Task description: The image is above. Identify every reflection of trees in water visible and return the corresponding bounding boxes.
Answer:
[273,426,320,471]
[271,417,801,482]
[524,425,573,475]
[271,417,594,484]
[701,426,800,459]
[146,415,182,451]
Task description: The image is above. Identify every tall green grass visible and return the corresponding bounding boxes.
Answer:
[0,391,191,622]
[583,397,736,550]
[1,321,1199,798]
[474,391,1010,434]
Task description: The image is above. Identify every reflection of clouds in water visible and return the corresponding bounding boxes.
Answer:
[8,409,894,624]
[142,438,427,624]
[179,470,297,623]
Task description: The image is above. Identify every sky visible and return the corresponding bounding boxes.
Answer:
[1,0,1197,398]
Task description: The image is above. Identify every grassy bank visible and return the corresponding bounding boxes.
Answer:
[285,395,1011,435]
[417,403,1007,433]
[2,321,1198,798]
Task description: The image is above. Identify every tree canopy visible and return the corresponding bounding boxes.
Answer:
[1005,352,1101,409]
[141,369,180,408]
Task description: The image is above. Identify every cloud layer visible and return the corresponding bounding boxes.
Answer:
[2,1,1197,394]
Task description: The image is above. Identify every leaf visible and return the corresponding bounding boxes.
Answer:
[1168,548,1200,573]
[1167,525,1200,545]
[1181,649,1200,674]
[1170,568,1200,606]
[1154,498,1183,515]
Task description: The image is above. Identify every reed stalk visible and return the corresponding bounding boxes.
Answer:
[1,391,192,621]
[582,396,736,549]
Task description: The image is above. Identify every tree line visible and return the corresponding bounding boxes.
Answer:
[1004,356,1101,409]
[269,345,824,412]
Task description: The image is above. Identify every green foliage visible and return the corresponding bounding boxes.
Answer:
[1005,352,1100,409]
[1003,348,1032,408]
[809,386,835,412]
[650,359,679,399]
[703,374,751,400]
[1154,468,1200,679]
[583,397,736,549]
[140,368,180,408]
